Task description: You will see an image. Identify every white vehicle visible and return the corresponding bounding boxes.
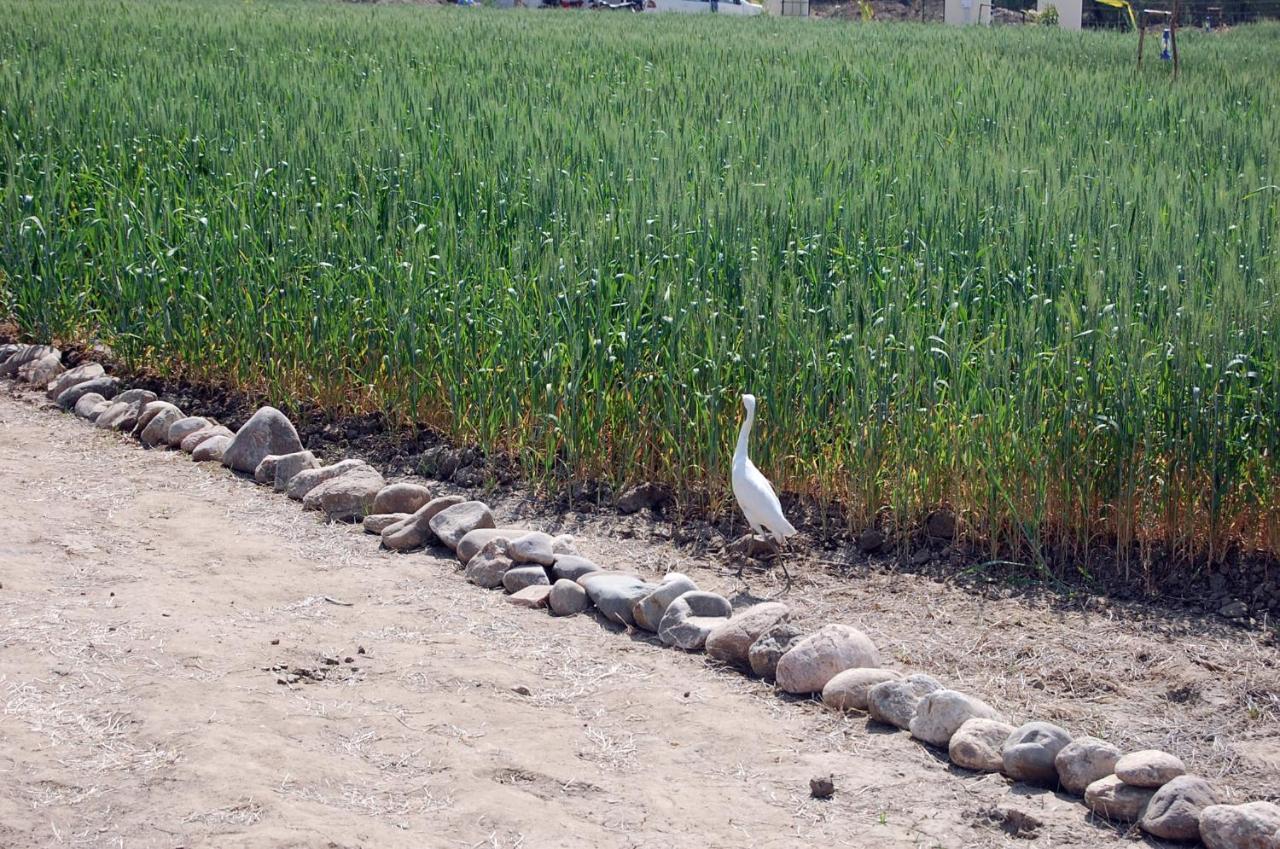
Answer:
[531,0,762,14]
[644,0,764,13]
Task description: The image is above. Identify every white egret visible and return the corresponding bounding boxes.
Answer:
[731,393,797,546]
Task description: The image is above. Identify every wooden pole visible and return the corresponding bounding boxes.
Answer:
[1137,10,1147,69]
[1170,0,1180,78]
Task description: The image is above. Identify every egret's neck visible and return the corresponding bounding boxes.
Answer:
[734,406,754,465]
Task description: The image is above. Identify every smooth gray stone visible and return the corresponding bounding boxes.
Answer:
[272,450,321,492]
[657,591,732,650]
[948,718,1016,772]
[166,416,212,447]
[1115,749,1186,789]
[867,674,944,730]
[456,527,534,564]
[551,554,602,582]
[372,482,433,516]
[908,689,1000,747]
[1001,721,1073,785]
[286,459,366,501]
[220,406,303,474]
[180,424,233,453]
[632,573,698,633]
[1140,775,1218,842]
[579,573,656,627]
[95,390,157,432]
[1055,736,1121,796]
[508,532,556,566]
[1084,775,1155,824]
[192,434,233,462]
[302,465,387,521]
[775,624,881,695]
[429,501,496,551]
[502,566,551,594]
[74,393,106,419]
[140,406,184,447]
[364,513,410,535]
[382,495,465,551]
[549,579,590,616]
[134,401,181,439]
[58,376,121,410]
[46,362,104,400]
[706,602,789,670]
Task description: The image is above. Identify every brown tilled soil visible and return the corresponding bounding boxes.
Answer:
[1,386,1278,849]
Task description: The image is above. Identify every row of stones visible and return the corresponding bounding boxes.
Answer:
[5,342,1277,849]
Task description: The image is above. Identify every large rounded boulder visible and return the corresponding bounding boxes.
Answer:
[302,465,387,522]
[867,673,943,730]
[1197,802,1280,849]
[46,362,104,400]
[57,376,120,410]
[1115,749,1185,789]
[0,344,58,378]
[1055,736,1121,796]
[821,668,901,713]
[632,574,698,633]
[221,406,303,474]
[705,603,789,670]
[1139,775,1218,842]
[428,501,496,551]
[948,718,1016,772]
[579,573,657,628]
[382,495,466,552]
[1001,721,1073,786]
[372,482,433,516]
[908,689,1000,747]
[1084,775,1156,824]
[657,592,732,651]
[775,624,880,695]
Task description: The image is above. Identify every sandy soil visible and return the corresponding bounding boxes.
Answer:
[1,387,1277,849]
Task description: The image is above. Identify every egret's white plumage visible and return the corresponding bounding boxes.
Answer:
[731,393,797,545]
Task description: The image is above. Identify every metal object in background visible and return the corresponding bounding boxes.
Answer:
[1136,3,1180,79]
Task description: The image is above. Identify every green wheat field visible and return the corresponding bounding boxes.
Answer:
[2,0,1278,575]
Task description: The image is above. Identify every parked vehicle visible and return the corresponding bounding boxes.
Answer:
[536,0,763,13]
[644,0,764,13]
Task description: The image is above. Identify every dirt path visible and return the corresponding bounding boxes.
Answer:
[1,389,1276,849]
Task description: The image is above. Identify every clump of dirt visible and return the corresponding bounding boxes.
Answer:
[264,652,365,686]
[969,805,1044,839]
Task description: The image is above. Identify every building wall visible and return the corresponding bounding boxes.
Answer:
[944,0,992,24]
[1039,0,1083,28]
